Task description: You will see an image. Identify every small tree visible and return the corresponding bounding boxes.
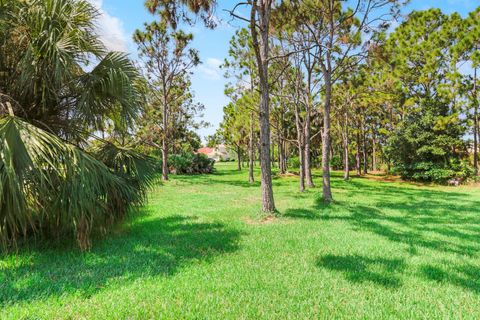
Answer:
[134,22,200,180]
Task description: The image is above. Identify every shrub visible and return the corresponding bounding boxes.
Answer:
[287,156,300,169]
[393,160,473,184]
[330,154,343,170]
[168,153,215,174]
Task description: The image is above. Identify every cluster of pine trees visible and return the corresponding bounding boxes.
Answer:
[205,3,479,211]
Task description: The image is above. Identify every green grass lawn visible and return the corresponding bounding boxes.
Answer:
[2,162,480,319]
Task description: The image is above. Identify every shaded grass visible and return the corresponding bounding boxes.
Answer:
[1,162,480,319]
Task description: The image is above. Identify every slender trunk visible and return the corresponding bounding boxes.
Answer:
[474,67,478,176]
[343,110,349,181]
[250,1,275,212]
[362,121,368,175]
[372,128,377,172]
[281,114,287,173]
[294,102,305,192]
[299,142,305,192]
[249,112,255,183]
[237,145,242,171]
[278,131,286,174]
[305,102,314,187]
[162,100,169,181]
[356,130,361,176]
[321,72,333,202]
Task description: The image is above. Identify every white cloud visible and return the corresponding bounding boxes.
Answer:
[197,58,223,80]
[87,0,128,52]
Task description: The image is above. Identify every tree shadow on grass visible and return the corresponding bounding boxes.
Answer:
[284,177,480,293]
[420,264,480,293]
[0,215,241,307]
[316,254,405,288]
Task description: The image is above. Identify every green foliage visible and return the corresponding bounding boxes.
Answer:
[0,0,141,138]
[93,142,158,201]
[0,0,152,251]
[330,154,343,170]
[168,153,214,174]
[386,111,469,183]
[287,156,300,169]
[0,116,143,251]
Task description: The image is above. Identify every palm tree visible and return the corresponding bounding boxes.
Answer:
[0,0,154,250]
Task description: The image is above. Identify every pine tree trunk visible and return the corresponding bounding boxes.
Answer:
[162,141,168,181]
[343,111,349,181]
[356,131,361,176]
[162,100,169,181]
[237,145,242,171]
[251,1,275,213]
[362,121,368,175]
[474,67,478,176]
[278,131,286,174]
[322,72,333,202]
[305,103,314,187]
[372,129,377,172]
[294,103,305,192]
[249,112,255,183]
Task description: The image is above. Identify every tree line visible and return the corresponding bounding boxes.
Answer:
[1,0,478,250]
[148,0,479,214]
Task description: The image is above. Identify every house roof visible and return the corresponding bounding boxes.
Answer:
[197,147,214,155]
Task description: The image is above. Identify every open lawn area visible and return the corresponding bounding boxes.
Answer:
[2,162,480,319]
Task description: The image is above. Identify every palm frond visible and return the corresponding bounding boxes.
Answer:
[76,52,143,131]
[0,115,136,250]
[93,142,158,200]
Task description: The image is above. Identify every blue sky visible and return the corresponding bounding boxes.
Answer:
[89,0,479,141]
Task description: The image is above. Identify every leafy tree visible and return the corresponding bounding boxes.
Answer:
[134,22,200,180]
[384,9,469,183]
[223,28,259,183]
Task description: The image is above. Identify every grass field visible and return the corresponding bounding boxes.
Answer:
[2,162,480,319]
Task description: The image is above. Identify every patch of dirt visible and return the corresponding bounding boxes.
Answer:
[277,172,298,178]
[243,215,279,225]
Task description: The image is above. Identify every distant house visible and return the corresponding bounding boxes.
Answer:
[197,144,230,161]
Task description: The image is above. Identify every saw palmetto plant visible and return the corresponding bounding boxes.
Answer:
[0,0,154,250]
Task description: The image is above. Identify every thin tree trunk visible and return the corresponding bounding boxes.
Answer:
[162,141,168,181]
[372,128,377,172]
[162,100,169,181]
[343,110,349,181]
[294,102,305,192]
[281,115,287,173]
[474,67,478,176]
[278,130,286,174]
[237,145,242,171]
[249,112,255,183]
[362,121,368,175]
[356,130,361,176]
[321,72,333,202]
[250,1,275,212]
[305,102,314,187]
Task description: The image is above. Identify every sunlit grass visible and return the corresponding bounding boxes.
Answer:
[2,162,480,319]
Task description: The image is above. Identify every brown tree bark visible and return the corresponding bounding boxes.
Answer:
[305,102,314,187]
[237,145,242,171]
[343,110,349,181]
[294,101,305,192]
[474,67,478,176]
[356,130,361,176]
[372,128,377,172]
[362,120,368,175]
[250,0,275,212]
[249,112,255,183]
[162,94,169,181]
[321,72,333,202]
